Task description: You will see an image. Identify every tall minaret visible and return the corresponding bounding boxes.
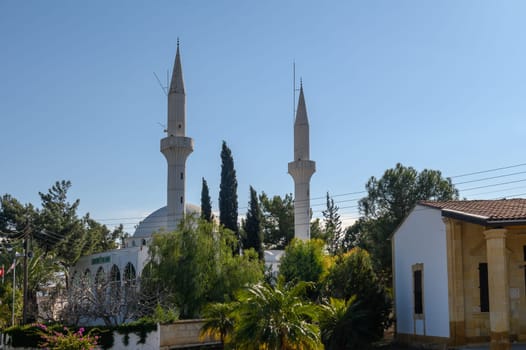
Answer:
[288,82,316,240]
[161,41,194,231]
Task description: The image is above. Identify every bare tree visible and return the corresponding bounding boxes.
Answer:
[60,266,161,326]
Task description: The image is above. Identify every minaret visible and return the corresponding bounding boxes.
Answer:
[288,82,316,240]
[161,41,194,231]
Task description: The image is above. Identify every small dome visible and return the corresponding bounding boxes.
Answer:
[133,204,201,238]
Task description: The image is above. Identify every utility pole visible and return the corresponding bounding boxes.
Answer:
[22,235,28,324]
[11,251,24,326]
[11,256,16,326]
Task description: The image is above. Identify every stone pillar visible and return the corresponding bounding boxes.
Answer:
[444,218,465,345]
[484,228,511,350]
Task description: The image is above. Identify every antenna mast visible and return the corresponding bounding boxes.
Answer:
[293,60,296,124]
[153,72,168,96]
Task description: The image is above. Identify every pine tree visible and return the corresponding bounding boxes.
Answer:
[322,192,343,255]
[200,178,213,222]
[259,193,294,249]
[243,186,264,260]
[347,163,458,275]
[219,141,239,248]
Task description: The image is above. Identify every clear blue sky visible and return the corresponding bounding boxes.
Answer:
[2,1,526,233]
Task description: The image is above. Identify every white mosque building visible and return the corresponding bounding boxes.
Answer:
[72,43,198,294]
[71,43,315,305]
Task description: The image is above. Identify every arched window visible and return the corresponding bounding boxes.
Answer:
[123,263,137,302]
[124,263,136,284]
[80,268,93,305]
[95,267,105,284]
[111,265,121,283]
[95,267,106,299]
[110,264,121,304]
[84,268,92,283]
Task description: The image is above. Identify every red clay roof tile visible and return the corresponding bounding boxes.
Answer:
[419,199,526,223]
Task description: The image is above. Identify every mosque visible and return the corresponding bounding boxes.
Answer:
[71,43,315,309]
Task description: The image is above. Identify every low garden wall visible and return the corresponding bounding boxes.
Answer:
[160,319,219,349]
[1,319,221,350]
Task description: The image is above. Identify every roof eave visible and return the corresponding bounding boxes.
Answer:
[442,209,526,227]
[486,219,526,227]
[441,209,489,226]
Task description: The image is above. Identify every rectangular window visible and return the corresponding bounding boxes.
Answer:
[412,263,424,316]
[414,270,423,314]
[479,262,489,312]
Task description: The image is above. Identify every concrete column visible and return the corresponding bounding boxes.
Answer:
[484,228,510,350]
[444,218,465,345]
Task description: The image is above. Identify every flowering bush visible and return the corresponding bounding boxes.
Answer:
[37,324,99,350]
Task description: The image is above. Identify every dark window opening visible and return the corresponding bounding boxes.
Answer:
[523,246,526,295]
[413,270,423,314]
[479,262,490,312]
[178,124,182,129]
[180,196,183,204]
[180,172,183,180]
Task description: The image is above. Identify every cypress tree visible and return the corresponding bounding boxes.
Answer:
[200,177,213,222]
[323,192,343,255]
[219,141,239,245]
[243,186,264,260]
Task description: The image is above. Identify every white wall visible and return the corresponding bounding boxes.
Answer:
[72,246,149,280]
[393,204,450,338]
[111,325,160,350]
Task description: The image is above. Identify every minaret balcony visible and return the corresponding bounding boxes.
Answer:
[288,160,316,180]
[161,136,194,161]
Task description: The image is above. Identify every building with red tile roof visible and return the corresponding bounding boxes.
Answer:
[393,199,526,349]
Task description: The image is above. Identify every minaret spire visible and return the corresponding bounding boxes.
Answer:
[294,82,309,161]
[169,39,185,96]
[288,82,316,240]
[161,42,194,231]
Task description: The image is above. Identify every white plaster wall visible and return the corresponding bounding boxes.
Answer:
[393,204,449,337]
[72,247,146,280]
[264,249,285,274]
[111,325,160,350]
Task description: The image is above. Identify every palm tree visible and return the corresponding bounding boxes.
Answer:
[318,296,375,350]
[200,302,237,346]
[232,282,322,350]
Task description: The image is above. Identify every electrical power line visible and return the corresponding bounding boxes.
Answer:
[450,162,526,179]
[89,162,526,232]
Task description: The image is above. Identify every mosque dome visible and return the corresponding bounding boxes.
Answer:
[133,203,201,238]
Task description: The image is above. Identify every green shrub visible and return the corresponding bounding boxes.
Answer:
[37,324,99,350]
[323,248,392,347]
